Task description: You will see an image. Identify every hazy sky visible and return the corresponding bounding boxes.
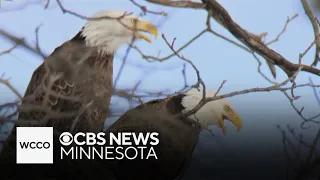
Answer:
[0,0,319,174]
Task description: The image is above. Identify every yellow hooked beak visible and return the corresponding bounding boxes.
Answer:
[128,21,158,43]
[218,112,243,136]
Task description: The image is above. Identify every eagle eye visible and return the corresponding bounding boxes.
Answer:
[131,18,138,24]
[223,106,230,112]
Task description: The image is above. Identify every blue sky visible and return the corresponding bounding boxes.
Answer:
[0,0,319,172]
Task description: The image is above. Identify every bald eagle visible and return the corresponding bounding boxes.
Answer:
[104,88,243,180]
[9,10,158,133]
[0,10,157,164]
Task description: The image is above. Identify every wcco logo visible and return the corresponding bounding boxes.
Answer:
[16,127,53,164]
[19,141,51,149]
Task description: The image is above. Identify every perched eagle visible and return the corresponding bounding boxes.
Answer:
[7,10,158,134]
[0,10,157,170]
[104,88,243,180]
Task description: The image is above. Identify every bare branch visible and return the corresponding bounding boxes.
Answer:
[0,78,23,99]
[130,0,167,16]
[301,0,320,67]
[44,0,51,9]
[146,0,204,9]
[266,14,299,45]
[162,34,206,94]
[34,24,43,53]
[0,43,19,56]
[0,28,47,58]
[202,0,320,78]
[54,0,133,20]
[309,77,320,106]
[132,29,207,62]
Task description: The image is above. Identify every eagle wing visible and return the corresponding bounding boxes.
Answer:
[104,99,201,180]
[17,41,89,131]
[11,40,109,137]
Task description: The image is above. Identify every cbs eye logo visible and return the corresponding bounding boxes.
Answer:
[59,132,73,146]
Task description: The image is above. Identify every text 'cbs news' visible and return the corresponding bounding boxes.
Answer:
[16,127,159,164]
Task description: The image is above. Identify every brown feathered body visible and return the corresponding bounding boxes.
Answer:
[1,31,114,166]
[21,31,113,132]
[104,94,201,180]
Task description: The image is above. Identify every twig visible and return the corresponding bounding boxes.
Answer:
[184,80,320,117]
[0,78,23,99]
[34,24,43,53]
[162,34,206,95]
[55,0,133,20]
[0,28,47,58]
[132,29,207,62]
[308,77,320,106]
[266,14,299,45]
[44,0,51,9]
[130,0,167,16]
[301,0,320,67]
[0,43,19,56]
[114,21,140,88]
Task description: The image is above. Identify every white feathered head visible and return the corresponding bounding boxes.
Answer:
[181,88,243,136]
[81,10,158,54]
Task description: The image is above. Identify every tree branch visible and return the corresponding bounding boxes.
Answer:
[301,0,320,67]
[201,0,320,78]
[146,0,204,9]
